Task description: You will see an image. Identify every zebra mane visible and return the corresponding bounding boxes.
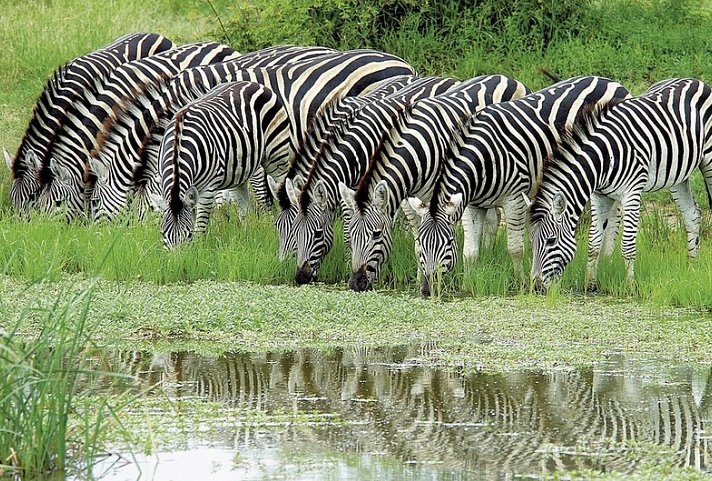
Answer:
[353,100,414,211]
[13,63,71,176]
[168,109,188,214]
[299,97,370,211]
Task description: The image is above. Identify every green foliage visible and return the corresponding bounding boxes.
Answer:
[0,286,133,477]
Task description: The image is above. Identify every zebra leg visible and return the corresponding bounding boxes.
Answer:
[502,195,527,284]
[461,205,486,265]
[482,207,501,249]
[620,192,642,291]
[194,191,218,234]
[669,180,701,259]
[586,193,617,291]
[601,200,621,257]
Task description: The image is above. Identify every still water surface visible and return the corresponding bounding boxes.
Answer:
[88,346,712,480]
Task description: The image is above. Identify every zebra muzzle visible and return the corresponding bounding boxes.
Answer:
[348,268,372,292]
[294,263,314,285]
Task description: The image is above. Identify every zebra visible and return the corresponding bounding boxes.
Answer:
[152,80,295,248]
[87,45,339,223]
[269,75,421,261]
[151,50,415,247]
[529,78,712,292]
[288,76,463,285]
[408,76,630,296]
[3,32,174,215]
[31,41,240,220]
[337,75,531,292]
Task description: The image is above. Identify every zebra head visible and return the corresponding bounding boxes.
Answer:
[155,186,197,249]
[34,158,85,221]
[410,195,461,297]
[270,174,303,261]
[340,180,393,292]
[5,147,42,216]
[87,157,127,223]
[529,192,576,293]
[293,179,336,285]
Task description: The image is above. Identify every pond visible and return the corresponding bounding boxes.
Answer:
[86,346,712,480]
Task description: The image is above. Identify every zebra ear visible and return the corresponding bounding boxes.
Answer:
[338,181,357,211]
[521,192,532,208]
[443,193,463,218]
[292,174,305,192]
[87,157,109,183]
[3,147,13,170]
[407,197,429,218]
[374,180,389,214]
[266,175,280,199]
[313,179,328,209]
[284,177,299,206]
[552,192,566,220]
[27,149,42,171]
[183,186,198,210]
[148,192,168,211]
[49,158,72,183]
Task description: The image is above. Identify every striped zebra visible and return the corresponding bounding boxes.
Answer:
[31,41,239,220]
[87,45,338,222]
[3,32,174,215]
[153,80,294,248]
[408,76,630,296]
[269,74,421,261]
[289,76,467,285]
[337,75,531,292]
[529,78,712,292]
[151,50,415,247]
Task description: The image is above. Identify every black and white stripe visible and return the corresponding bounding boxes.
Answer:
[154,81,293,248]
[87,45,338,222]
[288,76,461,285]
[529,77,712,291]
[411,76,630,295]
[32,41,239,220]
[337,75,531,292]
[152,49,415,246]
[4,32,175,215]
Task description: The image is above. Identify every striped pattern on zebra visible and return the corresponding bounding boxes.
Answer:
[336,75,531,292]
[151,50,415,246]
[269,75,421,261]
[288,76,462,285]
[4,32,175,215]
[32,41,239,220]
[409,76,630,296]
[141,50,415,218]
[529,77,712,292]
[153,80,294,248]
[87,45,338,222]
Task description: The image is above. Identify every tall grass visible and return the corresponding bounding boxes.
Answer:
[0,285,135,478]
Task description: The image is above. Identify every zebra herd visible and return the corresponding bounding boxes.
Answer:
[6,33,712,295]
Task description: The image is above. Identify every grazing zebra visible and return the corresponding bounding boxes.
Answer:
[269,74,421,261]
[87,45,338,222]
[3,32,174,215]
[408,76,630,296]
[152,50,415,246]
[153,81,295,248]
[529,78,712,292]
[337,75,531,292]
[32,41,239,220]
[288,76,462,285]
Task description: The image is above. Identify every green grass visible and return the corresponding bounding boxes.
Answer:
[0,284,134,478]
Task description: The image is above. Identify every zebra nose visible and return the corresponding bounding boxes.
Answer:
[533,277,547,294]
[294,263,314,285]
[348,268,371,292]
[420,279,431,297]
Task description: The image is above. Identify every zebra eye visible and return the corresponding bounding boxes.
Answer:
[314,228,323,239]
[372,229,382,241]
[545,236,557,247]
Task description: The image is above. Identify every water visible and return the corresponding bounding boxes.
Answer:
[85,346,712,480]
